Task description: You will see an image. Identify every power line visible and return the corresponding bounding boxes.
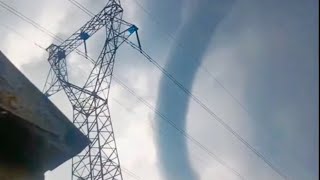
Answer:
[1,17,242,179]
[112,97,217,179]
[89,148,142,180]
[0,1,62,41]
[65,1,287,179]
[129,0,252,117]
[119,1,288,179]
[112,76,244,180]
[66,0,252,147]
[0,6,228,179]
[0,22,143,180]
[96,83,214,179]
[1,2,284,180]
[0,20,202,180]
[126,0,253,130]
[124,33,288,180]
[0,23,47,51]
[0,1,96,63]
[2,18,212,175]
[0,4,245,178]
[68,0,94,17]
[111,92,216,168]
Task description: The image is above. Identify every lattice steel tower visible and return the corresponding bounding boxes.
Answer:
[43,0,142,179]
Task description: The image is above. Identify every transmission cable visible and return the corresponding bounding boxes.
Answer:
[0,24,141,180]
[0,1,95,62]
[62,1,287,179]
[114,0,288,178]
[129,0,250,114]
[0,23,47,51]
[68,0,94,17]
[1,20,242,180]
[113,76,244,180]
[0,2,245,179]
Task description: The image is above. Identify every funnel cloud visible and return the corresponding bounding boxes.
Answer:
[154,1,234,179]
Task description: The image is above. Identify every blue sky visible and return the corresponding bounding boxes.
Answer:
[0,0,318,179]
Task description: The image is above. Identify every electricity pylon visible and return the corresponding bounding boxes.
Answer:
[43,0,142,179]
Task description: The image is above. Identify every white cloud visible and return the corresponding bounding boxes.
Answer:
[1,0,317,180]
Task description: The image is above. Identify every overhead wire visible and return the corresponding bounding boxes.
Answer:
[112,97,213,179]
[1,21,211,179]
[0,7,138,179]
[0,4,143,180]
[0,2,288,180]
[125,38,288,180]
[0,2,245,179]
[105,90,214,179]
[112,76,245,180]
[129,0,251,114]
[111,90,214,171]
[68,0,94,17]
[118,0,287,179]
[0,23,47,51]
[0,1,62,41]
[52,0,286,179]
[0,22,143,180]
[0,1,97,63]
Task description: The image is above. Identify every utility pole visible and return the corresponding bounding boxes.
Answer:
[43,0,142,179]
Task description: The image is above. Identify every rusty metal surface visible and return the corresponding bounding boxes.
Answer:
[0,51,89,170]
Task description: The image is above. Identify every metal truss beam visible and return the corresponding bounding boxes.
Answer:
[43,0,141,179]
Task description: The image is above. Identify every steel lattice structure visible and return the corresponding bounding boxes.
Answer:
[43,0,141,179]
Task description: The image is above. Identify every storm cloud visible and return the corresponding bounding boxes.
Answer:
[153,1,234,179]
[0,0,318,179]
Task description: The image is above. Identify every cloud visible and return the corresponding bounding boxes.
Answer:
[188,0,319,179]
[0,0,317,180]
[0,0,75,68]
[3,1,163,180]
[153,0,235,179]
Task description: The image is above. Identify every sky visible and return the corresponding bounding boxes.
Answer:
[0,0,318,180]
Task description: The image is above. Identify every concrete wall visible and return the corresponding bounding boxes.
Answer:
[0,164,44,180]
[0,51,89,178]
